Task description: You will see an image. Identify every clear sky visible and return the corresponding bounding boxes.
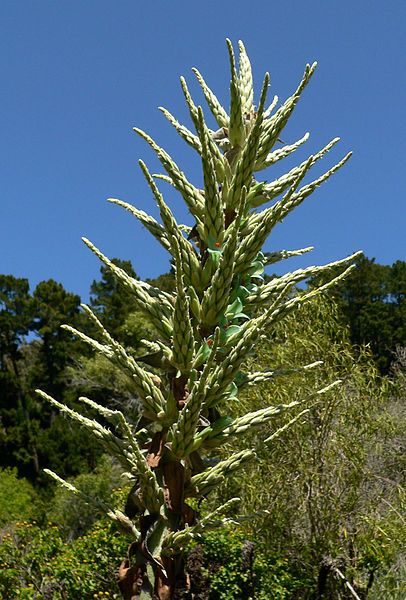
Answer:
[1,1,405,301]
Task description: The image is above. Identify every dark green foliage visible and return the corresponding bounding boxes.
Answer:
[30,279,82,396]
[35,413,101,485]
[312,256,406,372]
[0,277,99,481]
[0,275,32,371]
[0,276,34,474]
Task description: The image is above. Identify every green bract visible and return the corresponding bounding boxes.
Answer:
[37,39,361,599]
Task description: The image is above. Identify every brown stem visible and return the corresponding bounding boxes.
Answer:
[117,560,145,600]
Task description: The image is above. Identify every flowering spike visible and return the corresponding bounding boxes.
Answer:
[192,68,229,129]
[227,39,244,148]
[159,106,202,153]
[170,237,195,373]
[134,127,205,220]
[197,107,225,246]
[256,62,317,167]
[238,40,254,116]
[108,198,170,250]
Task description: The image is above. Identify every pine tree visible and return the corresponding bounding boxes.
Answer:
[38,40,361,599]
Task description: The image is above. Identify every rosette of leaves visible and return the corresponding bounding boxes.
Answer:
[38,39,362,599]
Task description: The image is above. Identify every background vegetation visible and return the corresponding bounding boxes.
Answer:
[0,255,404,598]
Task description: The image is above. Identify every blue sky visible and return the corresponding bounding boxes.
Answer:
[1,1,405,301]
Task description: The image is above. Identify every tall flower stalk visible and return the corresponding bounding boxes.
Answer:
[38,40,361,599]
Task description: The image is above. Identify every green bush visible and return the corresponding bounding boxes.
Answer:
[198,529,249,599]
[0,506,128,598]
[192,528,308,599]
[0,468,38,527]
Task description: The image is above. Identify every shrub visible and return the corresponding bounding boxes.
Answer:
[0,490,129,599]
[0,468,37,527]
